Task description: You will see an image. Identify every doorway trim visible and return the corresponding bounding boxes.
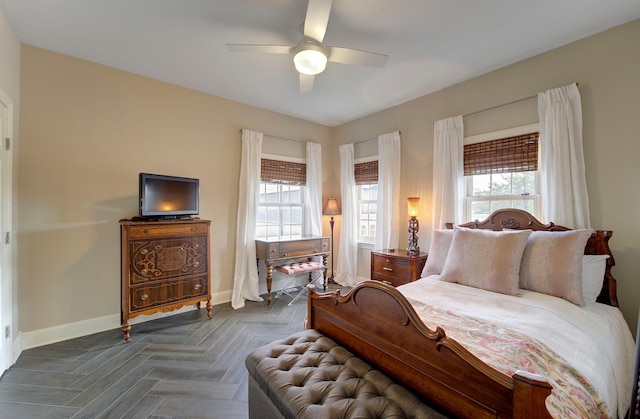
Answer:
[0,87,15,373]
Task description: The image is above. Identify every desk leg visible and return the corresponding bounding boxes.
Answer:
[322,254,328,291]
[266,261,273,306]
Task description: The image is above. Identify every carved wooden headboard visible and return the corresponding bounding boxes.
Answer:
[445,208,618,307]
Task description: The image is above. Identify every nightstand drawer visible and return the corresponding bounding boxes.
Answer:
[372,256,411,278]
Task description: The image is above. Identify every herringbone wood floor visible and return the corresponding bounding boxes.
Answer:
[0,292,311,419]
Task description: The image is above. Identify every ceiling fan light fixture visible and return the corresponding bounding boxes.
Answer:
[294,45,327,75]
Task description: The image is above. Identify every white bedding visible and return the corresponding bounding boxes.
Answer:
[398,276,635,419]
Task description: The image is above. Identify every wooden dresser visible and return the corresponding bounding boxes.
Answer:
[370,249,428,287]
[120,219,212,341]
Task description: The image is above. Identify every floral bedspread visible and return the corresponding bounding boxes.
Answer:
[404,296,609,418]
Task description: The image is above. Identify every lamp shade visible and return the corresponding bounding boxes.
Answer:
[323,198,341,216]
[408,197,420,217]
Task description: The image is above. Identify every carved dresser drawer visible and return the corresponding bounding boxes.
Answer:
[120,219,212,341]
[129,238,208,284]
[370,249,428,287]
[128,222,209,239]
[129,276,209,311]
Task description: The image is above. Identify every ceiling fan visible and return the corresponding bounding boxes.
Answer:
[227,0,389,93]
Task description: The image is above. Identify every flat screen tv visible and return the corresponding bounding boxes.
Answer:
[139,173,199,219]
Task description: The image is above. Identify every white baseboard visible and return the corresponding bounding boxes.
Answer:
[20,289,232,350]
[18,275,331,351]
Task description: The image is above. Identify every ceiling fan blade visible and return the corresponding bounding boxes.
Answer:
[227,44,293,54]
[299,73,315,94]
[328,46,389,68]
[303,0,332,43]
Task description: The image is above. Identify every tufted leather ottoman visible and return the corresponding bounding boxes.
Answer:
[246,329,448,419]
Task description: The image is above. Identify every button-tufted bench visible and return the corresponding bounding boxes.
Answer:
[246,329,448,419]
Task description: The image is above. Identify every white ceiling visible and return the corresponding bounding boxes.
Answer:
[2,0,640,126]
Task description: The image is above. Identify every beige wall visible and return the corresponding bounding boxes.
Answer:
[18,46,331,339]
[333,19,640,334]
[0,6,21,355]
[15,18,640,345]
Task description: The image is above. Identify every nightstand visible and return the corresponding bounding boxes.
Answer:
[370,249,428,287]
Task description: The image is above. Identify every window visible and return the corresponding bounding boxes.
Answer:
[355,159,378,242]
[465,130,540,222]
[256,158,306,240]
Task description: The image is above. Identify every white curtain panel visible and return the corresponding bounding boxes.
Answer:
[304,142,323,237]
[231,129,263,309]
[375,131,401,250]
[335,143,359,286]
[432,115,464,229]
[538,83,590,229]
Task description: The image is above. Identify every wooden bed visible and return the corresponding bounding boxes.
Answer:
[306,209,622,418]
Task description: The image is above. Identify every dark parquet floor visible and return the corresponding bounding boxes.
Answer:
[0,290,314,419]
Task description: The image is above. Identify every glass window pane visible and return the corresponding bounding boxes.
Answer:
[471,201,490,221]
[368,203,377,219]
[267,207,279,224]
[258,183,266,203]
[369,222,376,238]
[491,200,510,212]
[290,186,302,203]
[280,207,291,223]
[360,185,370,200]
[266,225,279,239]
[264,184,279,203]
[291,207,302,224]
[492,174,512,195]
[256,207,266,223]
[369,185,378,200]
[472,174,491,196]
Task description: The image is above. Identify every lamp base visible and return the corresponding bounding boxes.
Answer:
[407,216,419,255]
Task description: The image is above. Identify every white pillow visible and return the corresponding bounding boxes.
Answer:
[582,254,609,305]
[421,229,454,277]
[440,227,531,295]
[519,229,593,306]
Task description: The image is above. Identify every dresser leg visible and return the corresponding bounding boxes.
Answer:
[206,300,212,318]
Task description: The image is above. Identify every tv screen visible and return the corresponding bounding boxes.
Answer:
[139,173,199,218]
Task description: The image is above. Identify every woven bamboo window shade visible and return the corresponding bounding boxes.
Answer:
[354,160,378,185]
[261,159,307,185]
[464,132,539,176]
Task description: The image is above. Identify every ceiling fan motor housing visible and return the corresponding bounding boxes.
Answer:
[293,38,328,75]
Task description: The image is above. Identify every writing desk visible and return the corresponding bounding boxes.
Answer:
[255,236,330,305]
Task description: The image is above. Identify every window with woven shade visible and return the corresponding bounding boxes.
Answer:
[354,160,378,240]
[465,130,540,221]
[257,158,306,240]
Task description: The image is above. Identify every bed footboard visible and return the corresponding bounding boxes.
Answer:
[306,281,552,419]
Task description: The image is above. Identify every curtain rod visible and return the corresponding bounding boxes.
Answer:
[461,82,579,119]
[352,130,402,146]
[240,129,402,146]
[239,129,307,144]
